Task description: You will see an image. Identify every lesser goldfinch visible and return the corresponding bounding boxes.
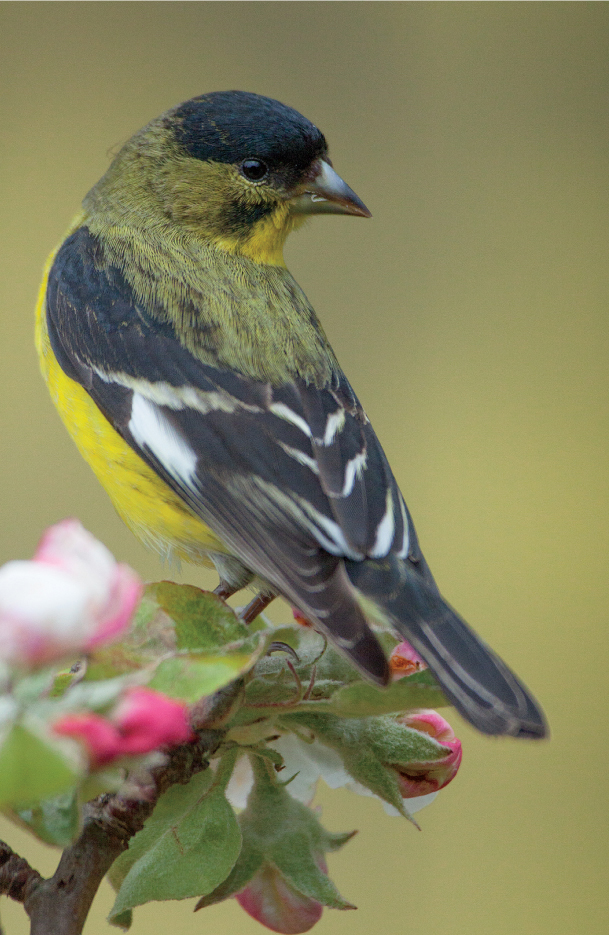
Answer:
[36,91,546,737]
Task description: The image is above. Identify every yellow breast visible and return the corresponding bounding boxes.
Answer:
[35,241,228,566]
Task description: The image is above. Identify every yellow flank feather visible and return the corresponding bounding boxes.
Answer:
[35,236,228,566]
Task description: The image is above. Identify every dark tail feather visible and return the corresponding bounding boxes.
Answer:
[287,560,391,687]
[344,557,548,738]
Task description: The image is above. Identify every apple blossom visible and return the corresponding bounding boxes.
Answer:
[225,731,442,818]
[0,520,142,668]
[53,687,194,767]
[393,709,462,797]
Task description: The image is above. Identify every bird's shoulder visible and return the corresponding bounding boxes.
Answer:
[52,221,336,386]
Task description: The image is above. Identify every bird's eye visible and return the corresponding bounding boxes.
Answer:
[241,159,268,182]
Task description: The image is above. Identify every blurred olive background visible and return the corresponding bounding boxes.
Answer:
[1,3,607,934]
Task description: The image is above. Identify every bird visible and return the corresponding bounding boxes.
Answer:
[36,90,546,738]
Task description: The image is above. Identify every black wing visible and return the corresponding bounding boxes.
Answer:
[45,226,420,682]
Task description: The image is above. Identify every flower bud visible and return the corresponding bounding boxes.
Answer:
[388,640,426,679]
[53,687,194,767]
[393,709,462,797]
[292,609,314,628]
[0,520,142,668]
[236,861,325,934]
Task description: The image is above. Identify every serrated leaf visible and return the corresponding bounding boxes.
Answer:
[149,582,249,651]
[194,840,264,909]
[0,724,79,807]
[109,767,214,891]
[109,764,241,923]
[15,790,80,846]
[110,909,132,931]
[240,756,355,909]
[320,670,447,717]
[197,753,357,914]
[278,712,448,818]
[149,653,255,703]
[271,830,356,909]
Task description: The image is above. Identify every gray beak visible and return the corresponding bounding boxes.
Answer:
[289,160,372,218]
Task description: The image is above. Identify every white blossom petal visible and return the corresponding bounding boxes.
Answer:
[224,753,255,810]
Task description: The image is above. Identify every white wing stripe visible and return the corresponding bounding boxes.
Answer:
[320,408,346,446]
[269,403,312,437]
[95,371,262,415]
[396,496,410,559]
[338,450,367,498]
[128,393,198,484]
[294,496,363,559]
[277,442,320,474]
[369,489,396,558]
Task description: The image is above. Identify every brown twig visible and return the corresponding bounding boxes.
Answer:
[0,841,42,905]
[13,728,224,935]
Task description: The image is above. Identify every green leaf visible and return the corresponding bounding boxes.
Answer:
[85,592,175,680]
[13,671,57,705]
[149,652,256,703]
[148,582,249,651]
[0,724,79,807]
[86,578,252,681]
[109,761,241,923]
[43,676,130,717]
[49,668,79,699]
[194,840,264,909]
[91,581,268,697]
[109,768,213,893]
[319,669,447,717]
[110,909,132,931]
[15,790,80,846]
[278,711,449,817]
[242,756,354,909]
[198,753,357,913]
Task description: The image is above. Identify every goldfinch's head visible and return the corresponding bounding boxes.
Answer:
[85,91,370,264]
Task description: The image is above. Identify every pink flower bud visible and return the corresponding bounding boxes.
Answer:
[53,688,194,767]
[393,710,462,798]
[53,713,124,766]
[292,609,314,628]
[112,688,195,755]
[388,640,426,679]
[236,861,325,934]
[0,520,142,668]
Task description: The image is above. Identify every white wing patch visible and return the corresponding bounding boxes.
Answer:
[128,393,197,484]
[369,489,396,558]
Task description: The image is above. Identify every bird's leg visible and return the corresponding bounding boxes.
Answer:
[213,580,240,601]
[211,555,256,602]
[239,592,275,625]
